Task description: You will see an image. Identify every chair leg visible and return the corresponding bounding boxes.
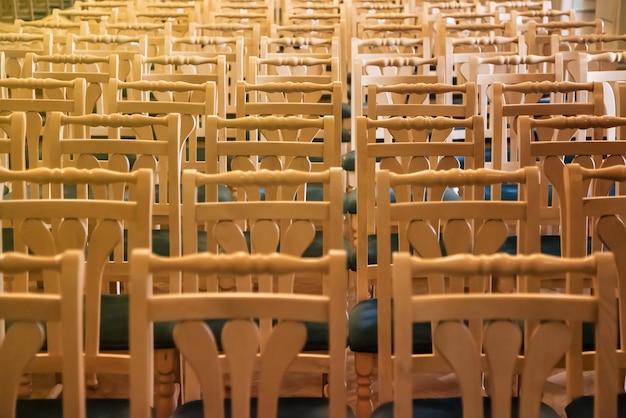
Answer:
[154,348,179,418]
[354,352,374,418]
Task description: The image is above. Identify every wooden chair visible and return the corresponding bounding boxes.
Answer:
[350,56,445,153]
[1,251,85,418]
[433,12,510,57]
[0,112,27,176]
[204,114,339,177]
[526,19,605,56]
[42,112,183,265]
[0,77,87,170]
[469,53,564,143]
[491,80,605,179]
[179,167,345,402]
[22,53,117,120]
[374,251,617,418]
[236,80,343,164]
[519,115,626,258]
[65,33,148,82]
[212,3,274,36]
[163,35,244,118]
[577,51,626,118]
[189,22,261,59]
[129,250,351,418]
[350,116,487,418]
[0,167,156,417]
[0,33,52,78]
[106,78,219,172]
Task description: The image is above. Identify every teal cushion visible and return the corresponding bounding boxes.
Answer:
[371,397,560,418]
[342,127,351,143]
[17,398,136,418]
[348,298,432,353]
[342,150,355,172]
[172,397,356,418]
[565,393,626,418]
[342,102,351,119]
[100,295,176,350]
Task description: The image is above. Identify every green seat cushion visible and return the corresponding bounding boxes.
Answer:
[342,102,351,119]
[565,393,626,418]
[17,398,135,418]
[342,150,355,172]
[100,295,176,350]
[342,127,351,143]
[348,298,432,354]
[371,397,560,418]
[172,397,356,418]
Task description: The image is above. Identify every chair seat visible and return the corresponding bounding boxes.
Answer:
[348,298,432,354]
[371,397,561,418]
[101,295,333,352]
[171,397,356,418]
[565,392,626,418]
[17,398,134,418]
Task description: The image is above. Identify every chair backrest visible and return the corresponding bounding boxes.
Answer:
[189,22,261,58]
[526,19,604,55]
[0,77,87,169]
[181,168,344,290]
[564,163,626,398]
[235,80,343,162]
[0,112,26,173]
[351,56,445,136]
[373,166,542,402]
[491,80,605,176]
[355,115,486,300]
[366,82,478,141]
[444,34,526,88]
[0,251,85,418]
[0,33,53,78]
[0,167,152,388]
[577,51,626,117]
[163,35,244,117]
[204,114,339,174]
[23,53,117,118]
[65,34,148,82]
[391,251,618,418]
[469,53,564,140]
[106,78,218,172]
[42,112,181,261]
[129,249,348,418]
[519,115,626,246]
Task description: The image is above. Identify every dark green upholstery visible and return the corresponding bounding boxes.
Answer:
[342,102,351,119]
[342,150,355,172]
[348,298,432,354]
[100,295,176,350]
[565,393,626,418]
[16,398,137,418]
[171,397,356,418]
[371,397,561,418]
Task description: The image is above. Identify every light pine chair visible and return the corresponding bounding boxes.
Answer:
[130,249,352,418]
[0,77,87,170]
[350,116,487,418]
[0,251,85,418]
[373,251,618,418]
[0,33,53,78]
[0,167,155,418]
[42,112,183,265]
[180,168,346,402]
[519,115,626,258]
[106,78,219,172]
[22,53,117,121]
